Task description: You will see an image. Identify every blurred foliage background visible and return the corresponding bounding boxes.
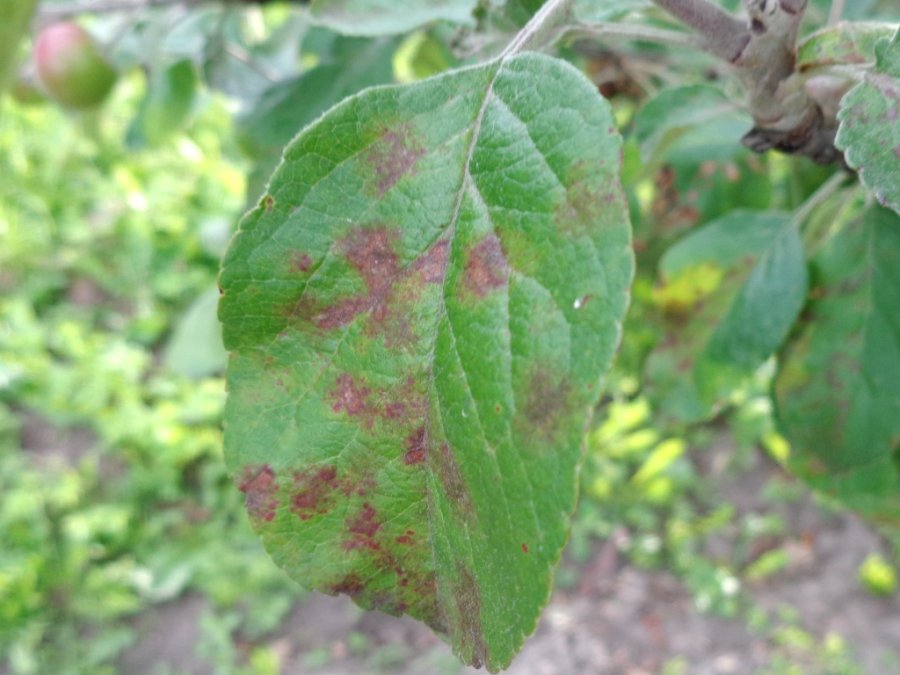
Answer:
[1,2,899,674]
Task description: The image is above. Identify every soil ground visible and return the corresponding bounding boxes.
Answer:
[119,439,900,675]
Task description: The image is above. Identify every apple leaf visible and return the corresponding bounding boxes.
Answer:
[646,212,805,421]
[310,0,477,36]
[0,0,38,99]
[218,51,632,671]
[775,204,900,527]
[836,28,900,216]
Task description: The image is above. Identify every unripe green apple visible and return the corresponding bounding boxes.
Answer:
[35,22,117,109]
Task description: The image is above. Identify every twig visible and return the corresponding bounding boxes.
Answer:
[563,22,704,52]
[827,0,845,26]
[651,0,750,61]
[39,0,196,22]
[502,0,574,57]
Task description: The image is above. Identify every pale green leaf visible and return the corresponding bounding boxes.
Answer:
[836,28,900,216]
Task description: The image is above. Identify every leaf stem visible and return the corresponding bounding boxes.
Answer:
[791,170,851,230]
[828,0,845,25]
[501,0,574,57]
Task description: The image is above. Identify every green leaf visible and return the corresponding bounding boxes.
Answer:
[0,0,37,99]
[631,85,749,165]
[219,53,632,671]
[646,212,805,421]
[797,21,896,71]
[835,28,900,216]
[238,37,398,162]
[128,59,198,148]
[310,0,477,36]
[774,204,900,526]
[164,287,228,379]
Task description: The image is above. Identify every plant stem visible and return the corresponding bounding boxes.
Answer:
[563,22,704,52]
[39,0,196,21]
[828,0,845,25]
[650,0,750,61]
[503,0,574,57]
[792,170,850,229]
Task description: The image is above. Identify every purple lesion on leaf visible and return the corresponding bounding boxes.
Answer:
[344,502,382,551]
[366,125,426,196]
[237,464,279,522]
[315,226,401,330]
[290,252,313,273]
[331,373,373,419]
[290,465,341,520]
[404,426,428,465]
[463,234,508,298]
[285,226,450,348]
[413,239,450,284]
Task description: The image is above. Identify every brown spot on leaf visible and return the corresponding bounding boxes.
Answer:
[464,234,507,298]
[434,443,472,516]
[328,573,364,597]
[404,426,427,465]
[291,252,313,273]
[366,126,426,196]
[331,374,373,419]
[454,564,489,668]
[346,502,381,547]
[521,543,529,554]
[263,194,275,212]
[522,368,573,443]
[290,465,340,520]
[316,227,401,330]
[413,239,450,284]
[238,465,278,522]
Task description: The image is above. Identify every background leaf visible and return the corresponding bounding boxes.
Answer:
[0,0,37,99]
[310,0,477,36]
[775,204,900,528]
[646,212,805,421]
[219,53,632,671]
[835,28,900,216]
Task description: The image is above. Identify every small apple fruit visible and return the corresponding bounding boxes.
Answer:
[34,22,117,109]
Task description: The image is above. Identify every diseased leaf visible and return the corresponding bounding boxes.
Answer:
[310,0,477,36]
[797,21,896,71]
[775,204,900,527]
[646,212,805,420]
[219,52,632,671]
[835,28,900,216]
